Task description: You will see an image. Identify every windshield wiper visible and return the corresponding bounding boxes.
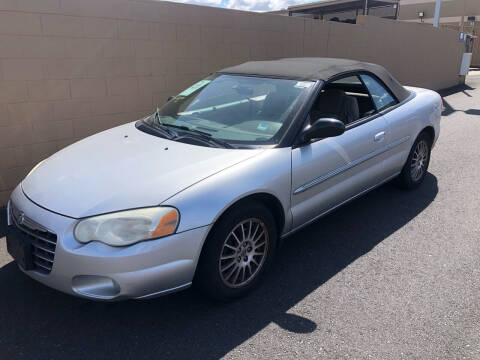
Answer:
[152,108,178,138]
[152,110,235,149]
[161,123,235,149]
[138,118,175,140]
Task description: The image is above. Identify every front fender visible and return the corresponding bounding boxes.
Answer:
[162,147,292,234]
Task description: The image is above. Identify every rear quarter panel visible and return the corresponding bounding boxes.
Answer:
[383,87,441,175]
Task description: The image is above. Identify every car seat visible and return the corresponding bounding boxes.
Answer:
[311,88,359,125]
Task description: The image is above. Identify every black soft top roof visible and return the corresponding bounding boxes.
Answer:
[219,58,410,102]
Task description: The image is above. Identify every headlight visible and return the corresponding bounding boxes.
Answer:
[74,207,179,247]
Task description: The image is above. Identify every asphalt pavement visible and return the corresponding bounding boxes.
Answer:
[0,76,479,359]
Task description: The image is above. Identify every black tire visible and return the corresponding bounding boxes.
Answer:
[194,202,277,301]
[396,131,432,189]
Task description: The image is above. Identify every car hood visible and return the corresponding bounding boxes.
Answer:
[22,122,263,218]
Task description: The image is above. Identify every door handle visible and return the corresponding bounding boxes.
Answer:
[374,131,386,142]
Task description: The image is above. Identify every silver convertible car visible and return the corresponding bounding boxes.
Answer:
[6,58,441,301]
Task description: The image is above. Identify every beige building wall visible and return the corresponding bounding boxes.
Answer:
[399,0,480,65]
[473,24,480,66]
[442,22,480,66]
[0,0,464,205]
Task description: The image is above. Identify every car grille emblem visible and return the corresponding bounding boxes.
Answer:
[18,212,25,226]
[10,203,49,233]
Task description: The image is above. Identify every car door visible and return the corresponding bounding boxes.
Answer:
[290,75,390,229]
[359,74,412,178]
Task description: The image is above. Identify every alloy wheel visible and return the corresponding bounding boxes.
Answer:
[410,139,429,182]
[218,218,269,288]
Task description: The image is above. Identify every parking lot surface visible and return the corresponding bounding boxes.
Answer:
[1,76,479,360]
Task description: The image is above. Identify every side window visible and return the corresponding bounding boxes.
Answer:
[360,74,397,111]
[317,75,376,120]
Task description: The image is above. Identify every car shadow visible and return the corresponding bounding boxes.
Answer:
[0,174,438,360]
[438,83,478,117]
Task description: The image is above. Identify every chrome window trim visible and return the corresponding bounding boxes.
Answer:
[293,135,410,194]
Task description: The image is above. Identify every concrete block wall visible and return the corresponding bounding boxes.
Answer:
[0,0,464,205]
[355,16,464,89]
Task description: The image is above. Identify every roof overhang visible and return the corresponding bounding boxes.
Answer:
[288,0,398,15]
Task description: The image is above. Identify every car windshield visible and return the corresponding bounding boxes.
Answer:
[143,74,314,146]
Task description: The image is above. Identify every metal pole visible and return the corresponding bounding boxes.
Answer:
[433,0,442,27]
[363,0,368,16]
[394,2,399,20]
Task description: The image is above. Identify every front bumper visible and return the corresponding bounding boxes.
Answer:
[8,186,210,300]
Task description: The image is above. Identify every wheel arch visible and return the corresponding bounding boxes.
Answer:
[210,192,286,239]
[421,125,435,144]
[193,192,287,284]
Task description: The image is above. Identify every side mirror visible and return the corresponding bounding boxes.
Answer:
[167,96,175,102]
[300,118,345,143]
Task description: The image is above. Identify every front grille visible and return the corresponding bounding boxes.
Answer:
[10,202,57,274]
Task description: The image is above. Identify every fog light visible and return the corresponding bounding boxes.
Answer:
[72,275,120,300]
